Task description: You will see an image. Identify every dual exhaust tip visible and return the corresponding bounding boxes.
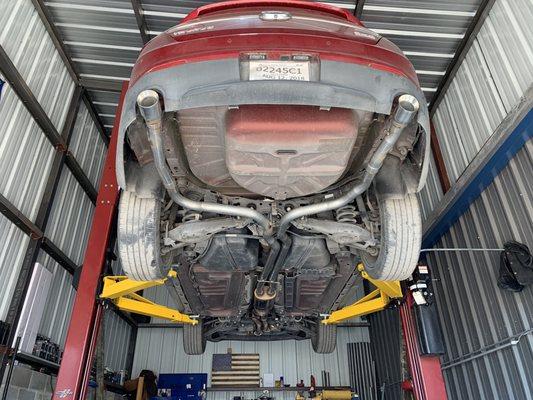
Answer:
[137,90,420,126]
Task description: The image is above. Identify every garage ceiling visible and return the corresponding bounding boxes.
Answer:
[42,0,485,136]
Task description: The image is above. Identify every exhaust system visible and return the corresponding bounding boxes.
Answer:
[138,90,419,319]
[137,90,273,236]
[277,94,420,237]
[251,94,420,317]
[258,94,420,315]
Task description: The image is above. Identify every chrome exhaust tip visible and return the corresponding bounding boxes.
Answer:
[137,89,162,122]
[394,94,420,125]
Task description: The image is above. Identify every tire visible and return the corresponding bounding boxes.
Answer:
[118,190,167,281]
[183,322,206,355]
[311,322,337,354]
[360,193,422,281]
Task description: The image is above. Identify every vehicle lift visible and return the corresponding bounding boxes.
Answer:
[52,83,447,400]
[99,271,197,325]
[98,263,401,326]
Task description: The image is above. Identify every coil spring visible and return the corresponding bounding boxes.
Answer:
[335,205,358,224]
[183,210,202,222]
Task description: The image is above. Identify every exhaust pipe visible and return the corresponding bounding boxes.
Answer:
[138,90,273,235]
[252,94,419,315]
[277,94,420,237]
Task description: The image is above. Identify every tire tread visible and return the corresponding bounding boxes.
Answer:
[118,191,164,281]
[361,194,421,281]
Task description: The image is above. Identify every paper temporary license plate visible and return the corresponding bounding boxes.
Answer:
[248,60,310,81]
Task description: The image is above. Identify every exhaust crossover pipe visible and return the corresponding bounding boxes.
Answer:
[137,90,273,236]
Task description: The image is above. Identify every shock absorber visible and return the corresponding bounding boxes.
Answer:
[335,205,358,224]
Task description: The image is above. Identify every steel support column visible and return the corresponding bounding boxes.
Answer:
[52,83,127,400]
[400,295,447,400]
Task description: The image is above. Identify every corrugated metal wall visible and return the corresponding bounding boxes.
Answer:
[368,309,402,400]
[0,0,73,319]
[418,152,445,221]
[428,142,533,399]
[420,0,533,398]
[38,102,105,346]
[104,309,133,371]
[0,0,133,361]
[133,326,369,400]
[431,0,533,185]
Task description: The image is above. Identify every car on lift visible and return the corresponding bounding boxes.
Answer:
[116,0,429,354]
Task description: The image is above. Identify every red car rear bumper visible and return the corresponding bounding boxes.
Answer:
[130,0,418,86]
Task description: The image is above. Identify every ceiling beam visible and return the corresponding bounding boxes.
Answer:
[131,0,151,45]
[80,77,125,93]
[429,0,497,115]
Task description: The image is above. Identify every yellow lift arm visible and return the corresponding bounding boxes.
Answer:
[322,264,403,324]
[99,271,197,325]
[100,264,400,326]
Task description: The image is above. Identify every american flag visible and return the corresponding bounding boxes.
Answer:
[211,353,260,387]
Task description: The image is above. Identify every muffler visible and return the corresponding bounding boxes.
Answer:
[137,90,273,235]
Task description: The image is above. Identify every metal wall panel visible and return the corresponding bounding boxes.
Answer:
[347,342,377,400]
[0,0,74,321]
[477,0,533,112]
[0,0,75,132]
[104,310,132,371]
[36,167,105,346]
[432,0,533,184]
[36,252,76,347]
[37,95,108,344]
[368,309,402,400]
[418,152,444,221]
[44,168,95,265]
[132,326,369,400]
[0,214,31,320]
[68,102,107,188]
[416,2,533,398]
[427,141,533,399]
[0,77,55,220]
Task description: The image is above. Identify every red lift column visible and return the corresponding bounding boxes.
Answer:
[400,294,448,400]
[53,83,128,400]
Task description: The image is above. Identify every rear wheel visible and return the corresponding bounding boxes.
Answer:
[118,190,168,281]
[360,193,421,281]
[311,322,337,354]
[183,321,206,355]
